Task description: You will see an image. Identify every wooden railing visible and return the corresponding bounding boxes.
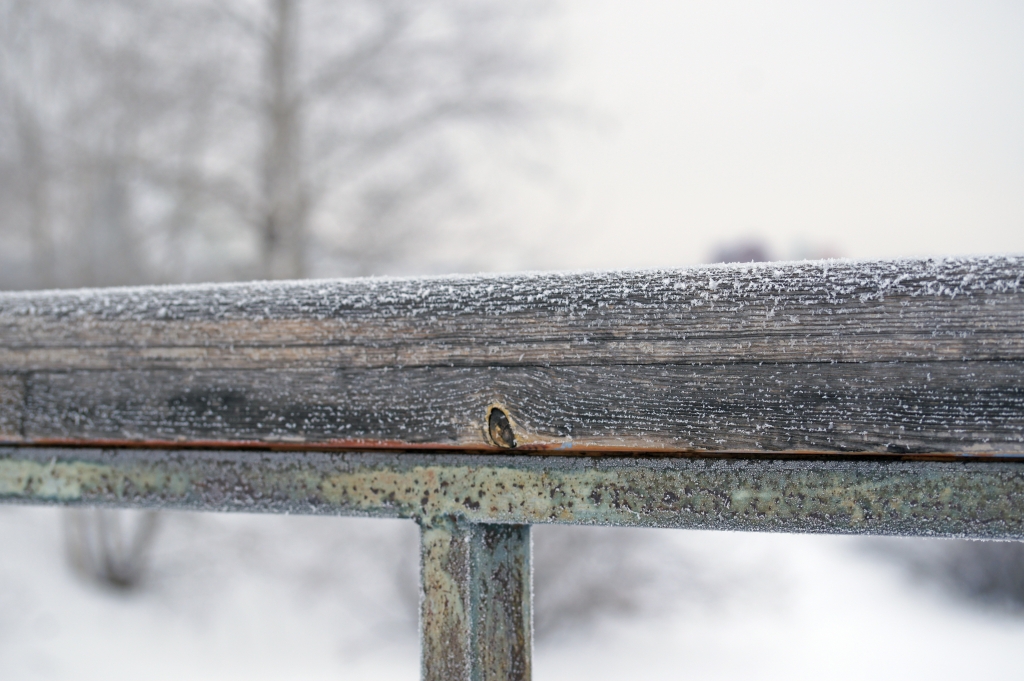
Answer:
[2,256,1023,680]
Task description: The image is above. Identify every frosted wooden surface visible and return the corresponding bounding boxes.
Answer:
[1,257,1022,455]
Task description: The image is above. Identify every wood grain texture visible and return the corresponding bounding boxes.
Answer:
[2,256,1023,454]
[0,375,23,441]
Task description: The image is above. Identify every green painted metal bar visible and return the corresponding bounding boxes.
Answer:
[419,518,531,681]
[3,447,1023,539]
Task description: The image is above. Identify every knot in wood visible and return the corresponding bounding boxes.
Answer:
[487,407,517,449]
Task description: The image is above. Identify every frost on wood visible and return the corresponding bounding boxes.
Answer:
[0,256,1022,454]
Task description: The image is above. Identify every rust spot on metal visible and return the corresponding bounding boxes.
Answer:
[487,407,517,449]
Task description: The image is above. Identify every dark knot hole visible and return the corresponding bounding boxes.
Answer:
[487,407,517,449]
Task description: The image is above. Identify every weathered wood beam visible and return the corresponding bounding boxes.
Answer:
[2,256,1023,454]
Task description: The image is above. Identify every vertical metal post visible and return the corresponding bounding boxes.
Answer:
[419,517,532,681]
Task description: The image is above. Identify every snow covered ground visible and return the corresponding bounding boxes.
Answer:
[2,504,1023,680]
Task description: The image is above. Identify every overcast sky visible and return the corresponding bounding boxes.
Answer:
[499,0,1024,270]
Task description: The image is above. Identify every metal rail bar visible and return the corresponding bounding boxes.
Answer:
[420,519,531,681]
[4,447,1024,538]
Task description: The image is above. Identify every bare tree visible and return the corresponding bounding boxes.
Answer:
[260,0,307,278]
[0,0,206,287]
[0,0,548,286]
[231,0,547,278]
[874,538,1024,614]
[0,1,59,288]
[64,509,160,590]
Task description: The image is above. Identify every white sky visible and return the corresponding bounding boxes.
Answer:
[499,0,1024,270]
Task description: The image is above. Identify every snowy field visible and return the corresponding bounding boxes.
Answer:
[3,505,1023,680]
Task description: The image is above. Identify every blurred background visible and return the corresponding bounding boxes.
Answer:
[3,0,1024,678]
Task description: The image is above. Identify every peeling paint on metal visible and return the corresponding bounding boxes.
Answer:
[419,518,531,681]
[4,447,1024,539]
